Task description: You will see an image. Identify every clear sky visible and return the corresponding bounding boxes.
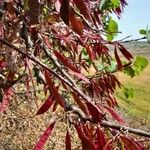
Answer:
[114,0,150,40]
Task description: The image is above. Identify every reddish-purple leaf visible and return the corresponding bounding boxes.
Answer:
[66,130,71,150]
[36,96,54,115]
[54,51,80,73]
[74,124,96,150]
[60,0,69,25]
[86,46,96,60]
[0,59,6,70]
[69,7,84,35]
[42,35,51,49]
[73,0,92,22]
[118,43,133,61]
[0,88,12,113]
[45,69,66,109]
[95,128,106,149]
[72,92,90,116]
[69,70,90,83]
[120,136,144,150]
[104,106,125,124]
[33,122,55,150]
[104,139,113,150]
[114,46,122,70]
[86,102,103,122]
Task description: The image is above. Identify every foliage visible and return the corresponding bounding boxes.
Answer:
[139,26,150,43]
[0,0,149,149]
[124,55,149,77]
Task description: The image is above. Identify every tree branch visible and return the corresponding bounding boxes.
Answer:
[1,37,150,138]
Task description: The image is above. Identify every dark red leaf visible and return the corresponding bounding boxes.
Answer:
[72,92,90,116]
[95,128,106,149]
[52,99,59,112]
[33,122,55,150]
[74,124,96,150]
[86,102,103,122]
[120,136,144,150]
[60,0,69,25]
[0,88,12,113]
[86,46,96,60]
[73,0,92,22]
[36,96,54,115]
[114,46,122,70]
[104,139,113,150]
[69,7,84,35]
[66,130,71,150]
[44,69,66,109]
[44,69,52,86]
[118,43,133,60]
[54,51,80,73]
[104,106,125,124]
[0,59,6,70]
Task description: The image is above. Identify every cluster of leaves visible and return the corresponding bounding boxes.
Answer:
[139,26,150,43]
[0,0,148,149]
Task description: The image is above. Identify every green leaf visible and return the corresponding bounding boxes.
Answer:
[99,0,113,11]
[133,56,148,73]
[123,86,135,99]
[106,18,118,41]
[110,0,120,7]
[107,61,117,72]
[139,29,147,35]
[123,67,135,78]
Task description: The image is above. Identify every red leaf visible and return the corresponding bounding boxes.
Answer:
[120,136,144,150]
[66,130,71,150]
[95,128,106,149]
[54,51,80,73]
[0,88,12,113]
[104,106,125,124]
[74,124,96,150]
[69,70,90,83]
[33,122,55,150]
[42,35,51,49]
[44,69,66,109]
[118,43,133,60]
[104,139,113,150]
[72,92,90,116]
[36,96,54,115]
[73,0,92,22]
[114,46,122,70]
[86,46,96,60]
[60,0,69,25]
[86,102,103,122]
[69,7,84,35]
[0,59,6,70]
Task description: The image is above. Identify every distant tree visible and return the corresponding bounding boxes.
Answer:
[0,0,149,149]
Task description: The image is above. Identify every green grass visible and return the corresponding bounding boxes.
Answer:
[116,64,150,123]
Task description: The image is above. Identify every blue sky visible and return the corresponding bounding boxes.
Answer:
[114,0,150,40]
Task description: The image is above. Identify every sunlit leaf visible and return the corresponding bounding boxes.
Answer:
[133,56,148,75]
[104,106,125,124]
[33,122,55,150]
[36,96,54,115]
[106,18,118,41]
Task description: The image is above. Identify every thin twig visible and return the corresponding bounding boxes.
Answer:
[121,36,146,43]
